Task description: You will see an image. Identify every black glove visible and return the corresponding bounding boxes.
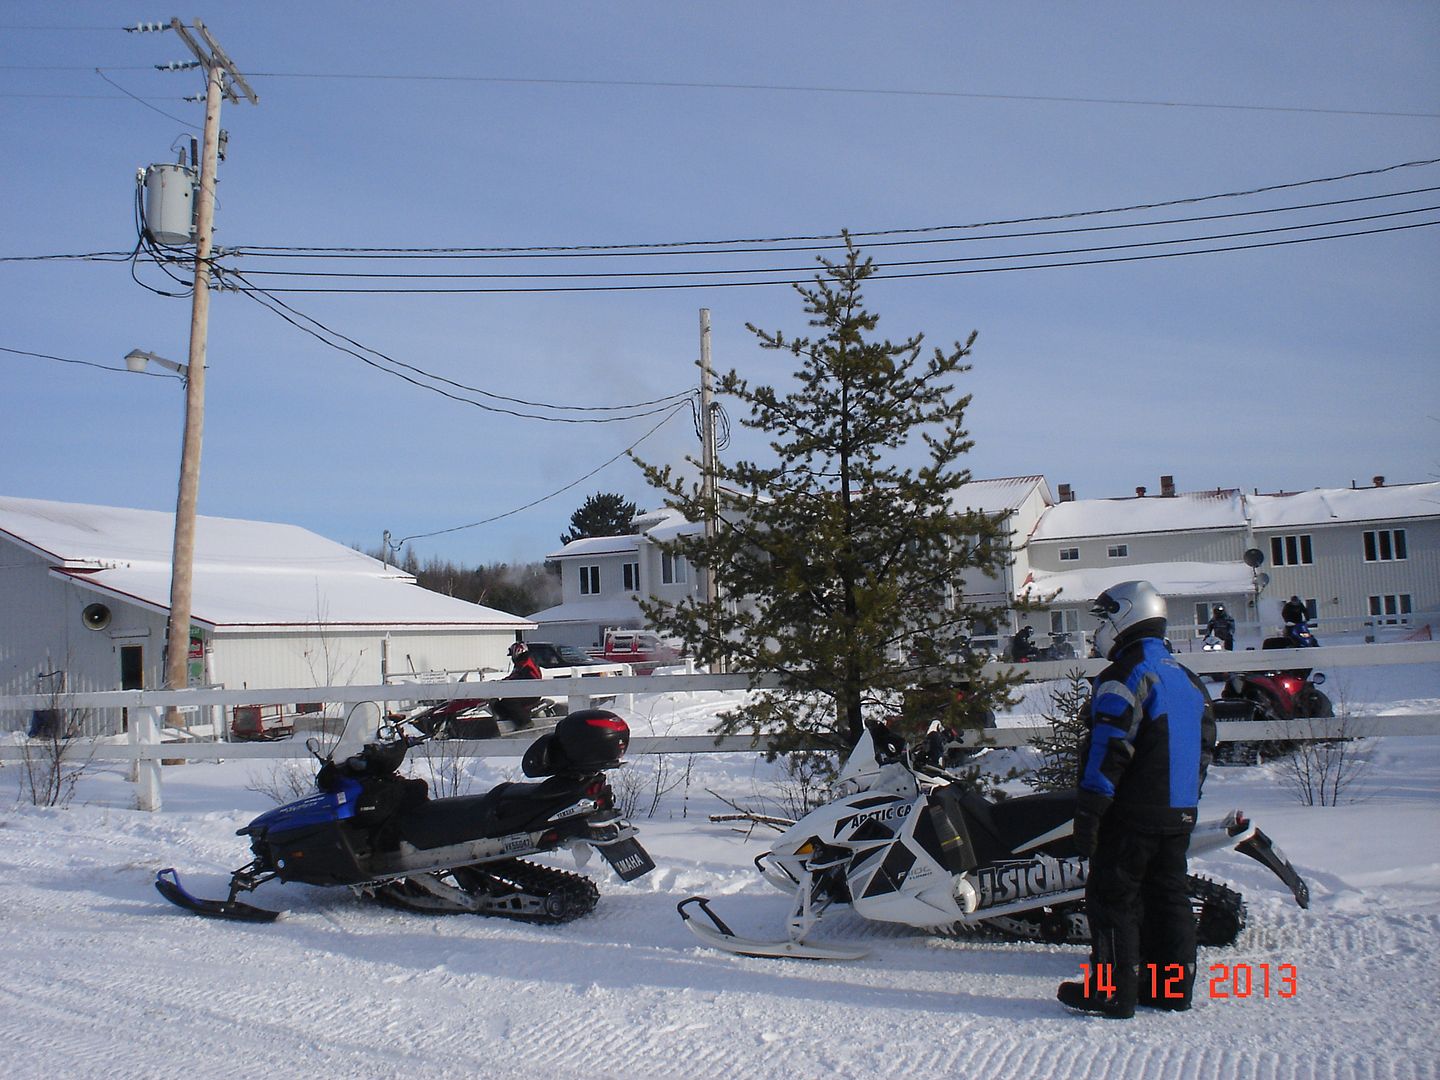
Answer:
[1072,810,1101,857]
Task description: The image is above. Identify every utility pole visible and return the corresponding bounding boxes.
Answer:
[699,308,717,609]
[156,20,258,717]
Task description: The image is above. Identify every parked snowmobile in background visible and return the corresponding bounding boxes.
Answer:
[406,695,565,740]
[680,720,1308,960]
[156,709,654,923]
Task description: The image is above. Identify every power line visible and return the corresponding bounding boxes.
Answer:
[233,157,1440,255]
[224,204,1440,282]
[389,401,690,548]
[1,345,182,380]
[229,185,1440,262]
[228,270,696,421]
[244,68,1440,120]
[220,217,1440,294]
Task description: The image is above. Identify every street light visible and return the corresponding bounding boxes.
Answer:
[127,346,202,719]
[124,349,188,378]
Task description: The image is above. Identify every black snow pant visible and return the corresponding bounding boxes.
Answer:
[1085,819,1196,1010]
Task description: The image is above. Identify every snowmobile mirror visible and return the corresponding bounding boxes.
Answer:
[305,736,322,759]
[1311,672,1325,686]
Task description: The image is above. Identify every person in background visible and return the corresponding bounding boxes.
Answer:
[493,641,543,730]
[1282,595,1309,627]
[1057,580,1216,1019]
[1205,604,1236,650]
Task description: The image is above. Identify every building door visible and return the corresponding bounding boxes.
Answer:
[120,646,144,690]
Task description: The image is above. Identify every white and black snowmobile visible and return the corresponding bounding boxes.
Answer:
[679,719,1308,960]
[156,709,655,923]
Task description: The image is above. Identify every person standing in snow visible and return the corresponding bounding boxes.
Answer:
[1057,580,1216,1019]
[492,641,544,730]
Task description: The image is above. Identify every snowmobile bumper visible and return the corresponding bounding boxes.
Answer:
[154,868,280,923]
[1231,824,1310,909]
[677,896,870,961]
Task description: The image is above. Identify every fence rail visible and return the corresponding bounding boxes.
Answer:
[3,640,1435,810]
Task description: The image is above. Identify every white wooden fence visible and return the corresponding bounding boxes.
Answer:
[2,641,1435,811]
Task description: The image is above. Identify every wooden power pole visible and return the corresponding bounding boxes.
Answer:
[160,20,257,714]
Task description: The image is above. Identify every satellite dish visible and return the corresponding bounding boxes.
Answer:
[1243,548,1265,569]
[81,603,112,631]
[1257,572,1271,588]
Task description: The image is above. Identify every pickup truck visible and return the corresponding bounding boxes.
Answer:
[589,629,684,674]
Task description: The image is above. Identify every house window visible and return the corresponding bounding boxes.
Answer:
[662,551,688,585]
[1107,543,1129,559]
[1050,609,1079,636]
[579,565,600,596]
[1194,602,1212,632]
[1059,547,1079,562]
[622,562,639,591]
[1269,534,1314,567]
[1363,529,1407,562]
[1368,594,1412,624]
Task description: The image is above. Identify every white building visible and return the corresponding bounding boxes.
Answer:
[534,476,1438,655]
[1021,478,1439,646]
[528,507,703,649]
[0,495,532,710]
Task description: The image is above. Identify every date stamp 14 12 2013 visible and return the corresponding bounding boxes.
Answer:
[1081,962,1299,1000]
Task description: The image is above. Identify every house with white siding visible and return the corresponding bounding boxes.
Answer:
[528,507,704,649]
[0,495,532,712]
[550,475,1437,656]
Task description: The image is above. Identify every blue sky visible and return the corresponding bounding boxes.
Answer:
[3,2,1437,567]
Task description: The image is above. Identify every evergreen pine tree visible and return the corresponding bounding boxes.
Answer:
[560,492,640,545]
[636,240,1019,751]
[1029,667,1093,792]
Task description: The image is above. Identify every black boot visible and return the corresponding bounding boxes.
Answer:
[1057,980,1136,1020]
[1138,963,1194,1011]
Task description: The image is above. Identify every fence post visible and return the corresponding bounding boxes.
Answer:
[132,705,162,812]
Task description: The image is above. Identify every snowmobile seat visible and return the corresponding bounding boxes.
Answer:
[949,790,1078,864]
[393,775,594,850]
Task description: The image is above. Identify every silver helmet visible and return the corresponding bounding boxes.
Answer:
[1091,580,1168,659]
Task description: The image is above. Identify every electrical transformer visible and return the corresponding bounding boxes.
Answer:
[143,163,198,246]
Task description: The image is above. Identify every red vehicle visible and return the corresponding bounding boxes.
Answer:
[591,630,684,674]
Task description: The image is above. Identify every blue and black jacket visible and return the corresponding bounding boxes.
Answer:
[1078,634,1217,834]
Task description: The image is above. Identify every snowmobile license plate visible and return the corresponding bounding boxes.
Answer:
[598,837,656,881]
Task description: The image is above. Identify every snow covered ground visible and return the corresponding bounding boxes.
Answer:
[2,665,1438,1080]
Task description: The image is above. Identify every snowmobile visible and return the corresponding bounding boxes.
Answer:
[679,719,1309,960]
[156,708,655,923]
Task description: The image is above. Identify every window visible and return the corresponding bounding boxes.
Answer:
[1050,609,1079,635]
[1107,543,1129,559]
[1194,602,1212,631]
[1269,534,1314,567]
[1363,529,1407,562]
[1368,594,1412,624]
[622,562,639,591]
[661,551,688,585]
[1059,547,1079,562]
[578,565,600,596]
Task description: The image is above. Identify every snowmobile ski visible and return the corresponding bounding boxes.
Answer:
[1233,825,1310,908]
[154,868,280,923]
[677,896,870,961]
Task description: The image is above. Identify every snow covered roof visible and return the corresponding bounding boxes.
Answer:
[949,475,1050,515]
[1030,489,1246,541]
[527,596,644,626]
[0,495,531,632]
[547,506,702,559]
[1019,560,1255,603]
[1247,482,1440,529]
[546,534,644,560]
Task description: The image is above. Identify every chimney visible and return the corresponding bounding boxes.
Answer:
[1160,474,1176,498]
[1373,475,1385,487]
[1058,483,1074,503]
[1135,486,1147,498]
